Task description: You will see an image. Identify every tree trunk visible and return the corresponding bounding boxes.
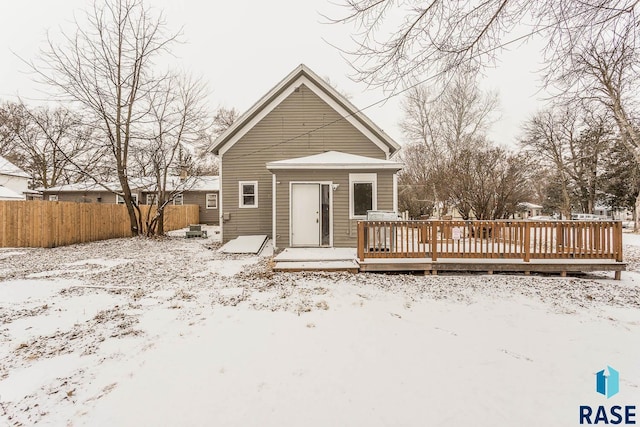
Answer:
[117,172,139,236]
[635,193,640,232]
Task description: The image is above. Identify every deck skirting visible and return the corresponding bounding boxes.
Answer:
[359,258,626,279]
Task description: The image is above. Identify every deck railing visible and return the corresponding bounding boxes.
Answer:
[356,220,623,262]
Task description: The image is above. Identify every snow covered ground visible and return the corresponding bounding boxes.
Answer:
[0,228,639,426]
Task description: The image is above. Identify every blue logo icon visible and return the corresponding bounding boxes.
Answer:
[596,366,620,398]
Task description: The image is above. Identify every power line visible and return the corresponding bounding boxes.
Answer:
[221,13,580,162]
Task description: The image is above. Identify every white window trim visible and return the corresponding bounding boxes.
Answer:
[49,194,58,201]
[349,173,377,219]
[238,181,258,208]
[146,194,157,205]
[206,193,218,209]
[173,194,184,206]
[116,193,138,205]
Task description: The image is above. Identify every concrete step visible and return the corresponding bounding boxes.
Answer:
[273,260,360,273]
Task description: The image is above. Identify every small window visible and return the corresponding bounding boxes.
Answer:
[238,181,258,208]
[349,173,377,218]
[173,194,184,206]
[146,194,157,205]
[206,193,217,209]
[49,194,58,201]
[116,194,138,205]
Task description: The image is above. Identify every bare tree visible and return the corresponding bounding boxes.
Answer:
[521,107,612,218]
[212,107,239,138]
[0,102,101,188]
[560,32,640,226]
[139,75,210,236]
[189,106,239,176]
[28,0,181,235]
[330,1,639,90]
[332,0,640,225]
[398,73,498,218]
[448,146,531,220]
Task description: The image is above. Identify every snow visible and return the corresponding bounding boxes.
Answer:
[0,185,24,200]
[0,232,639,426]
[274,247,357,262]
[0,155,30,178]
[219,235,268,254]
[0,250,26,260]
[274,260,360,270]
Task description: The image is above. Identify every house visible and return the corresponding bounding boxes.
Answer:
[0,155,35,200]
[40,176,220,224]
[210,64,402,249]
[514,202,544,219]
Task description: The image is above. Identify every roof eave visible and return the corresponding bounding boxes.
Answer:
[266,163,403,170]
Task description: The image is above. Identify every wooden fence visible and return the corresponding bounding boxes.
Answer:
[357,220,623,262]
[0,200,200,248]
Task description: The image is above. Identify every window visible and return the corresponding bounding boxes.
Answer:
[116,194,138,205]
[238,181,258,208]
[349,173,377,218]
[173,194,184,206]
[206,193,217,209]
[146,194,157,205]
[48,194,58,201]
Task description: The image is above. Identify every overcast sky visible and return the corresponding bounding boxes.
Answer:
[0,0,548,148]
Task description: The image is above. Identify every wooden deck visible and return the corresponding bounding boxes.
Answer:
[357,220,625,279]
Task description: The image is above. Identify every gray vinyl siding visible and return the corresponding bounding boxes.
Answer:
[42,189,218,224]
[182,191,219,225]
[140,190,220,225]
[221,84,388,242]
[42,191,120,203]
[274,169,395,248]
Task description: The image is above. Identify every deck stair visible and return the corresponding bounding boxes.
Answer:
[273,248,359,273]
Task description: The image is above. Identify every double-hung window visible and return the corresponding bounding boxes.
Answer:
[239,181,258,208]
[349,173,377,218]
[173,194,184,206]
[116,194,138,205]
[205,193,217,209]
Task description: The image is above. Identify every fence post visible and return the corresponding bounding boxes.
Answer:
[357,221,365,262]
[431,221,438,261]
[524,221,531,262]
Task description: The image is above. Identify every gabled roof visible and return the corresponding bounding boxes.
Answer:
[0,185,25,200]
[0,156,30,179]
[40,182,115,193]
[519,202,543,209]
[266,151,403,170]
[210,64,401,157]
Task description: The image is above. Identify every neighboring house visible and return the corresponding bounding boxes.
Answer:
[210,64,402,249]
[40,176,220,224]
[0,155,34,200]
[139,176,220,225]
[592,205,632,220]
[513,202,543,219]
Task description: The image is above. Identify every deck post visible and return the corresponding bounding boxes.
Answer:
[357,221,365,262]
[431,221,438,261]
[524,221,531,262]
[615,221,623,262]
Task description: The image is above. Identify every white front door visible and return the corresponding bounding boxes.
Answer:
[291,183,320,247]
